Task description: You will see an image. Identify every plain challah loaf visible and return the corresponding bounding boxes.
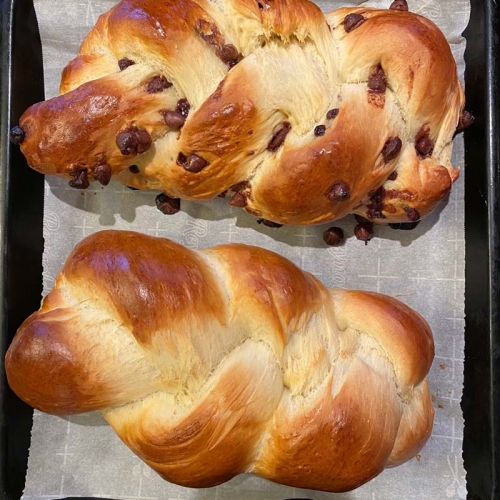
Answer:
[11,0,470,226]
[6,230,435,492]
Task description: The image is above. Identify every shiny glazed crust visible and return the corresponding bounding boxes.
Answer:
[15,0,466,225]
[6,230,435,492]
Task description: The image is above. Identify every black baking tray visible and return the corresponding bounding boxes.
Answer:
[0,0,498,498]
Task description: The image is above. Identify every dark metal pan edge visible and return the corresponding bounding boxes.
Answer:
[0,0,44,498]
[462,0,500,499]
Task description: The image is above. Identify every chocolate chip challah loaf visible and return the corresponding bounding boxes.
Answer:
[6,230,435,492]
[11,0,470,226]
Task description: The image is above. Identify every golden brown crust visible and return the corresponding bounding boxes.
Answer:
[5,230,435,492]
[15,0,465,225]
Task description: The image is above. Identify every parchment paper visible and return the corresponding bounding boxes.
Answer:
[21,0,470,498]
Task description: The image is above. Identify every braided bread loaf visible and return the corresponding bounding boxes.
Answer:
[11,0,469,226]
[6,230,434,492]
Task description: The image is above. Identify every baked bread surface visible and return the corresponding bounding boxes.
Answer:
[15,0,466,225]
[6,230,435,492]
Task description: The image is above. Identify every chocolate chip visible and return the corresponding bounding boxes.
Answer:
[366,186,386,219]
[388,171,398,181]
[219,44,239,63]
[129,165,140,174]
[257,2,264,9]
[116,127,152,156]
[354,223,373,244]
[9,126,25,145]
[69,169,90,190]
[267,122,291,152]
[389,221,420,230]
[382,137,402,163]
[389,0,408,11]
[325,181,351,202]
[257,219,283,228]
[327,108,339,120]
[176,99,190,118]
[218,190,228,198]
[118,58,135,70]
[456,109,474,134]
[229,192,247,207]
[344,13,366,33]
[161,110,186,130]
[147,75,172,94]
[314,125,326,137]
[403,206,420,221]
[415,135,434,158]
[155,193,180,215]
[323,227,344,246]
[177,153,208,173]
[368,66,387,93]
[92,163,112,186]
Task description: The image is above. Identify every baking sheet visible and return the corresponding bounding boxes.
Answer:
[21,0,470,498]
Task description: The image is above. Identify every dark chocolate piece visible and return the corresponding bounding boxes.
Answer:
[325,181,351,202]
[323,227,345,246]
[382,137,402,163]
[267,122,291,152]
[92,163,112,186]
[69,169,90,190]
[116,127,152,156]
[344,13,366,33]
[9,125,26,145]
[155,193,181,215]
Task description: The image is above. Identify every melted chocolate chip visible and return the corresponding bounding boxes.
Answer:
[9,126,26,145]
[129,165,140,174]
[176,99,190,117]
[257,219,283,228]
[116,127,152,156]
[382,137,402,163]
[323,227,344,246]
[161,110,186,130]
[314,125,326,137]
[368,66,387,93]
[389,0,408,11]
[155,193,180,215]
[366,186,386,219]
[344,13,366,33]
[69,169,90,190]
[456,109,474,134]
[147,75,173,94]
[389,221,420,230]
[177,153,208,173]
[388,171,398,181]
[325,181,351,202]
[267,122,291,152]
[354,222,373,244]
[219,44,239,63]
[118,58,135,70]
[327,108,339,120]
[229,192,247,207]
[403,206,420,222]
[92,163,112,186]
[415,134,434,158]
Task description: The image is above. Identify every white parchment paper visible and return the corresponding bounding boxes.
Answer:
[21,0,470,498]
